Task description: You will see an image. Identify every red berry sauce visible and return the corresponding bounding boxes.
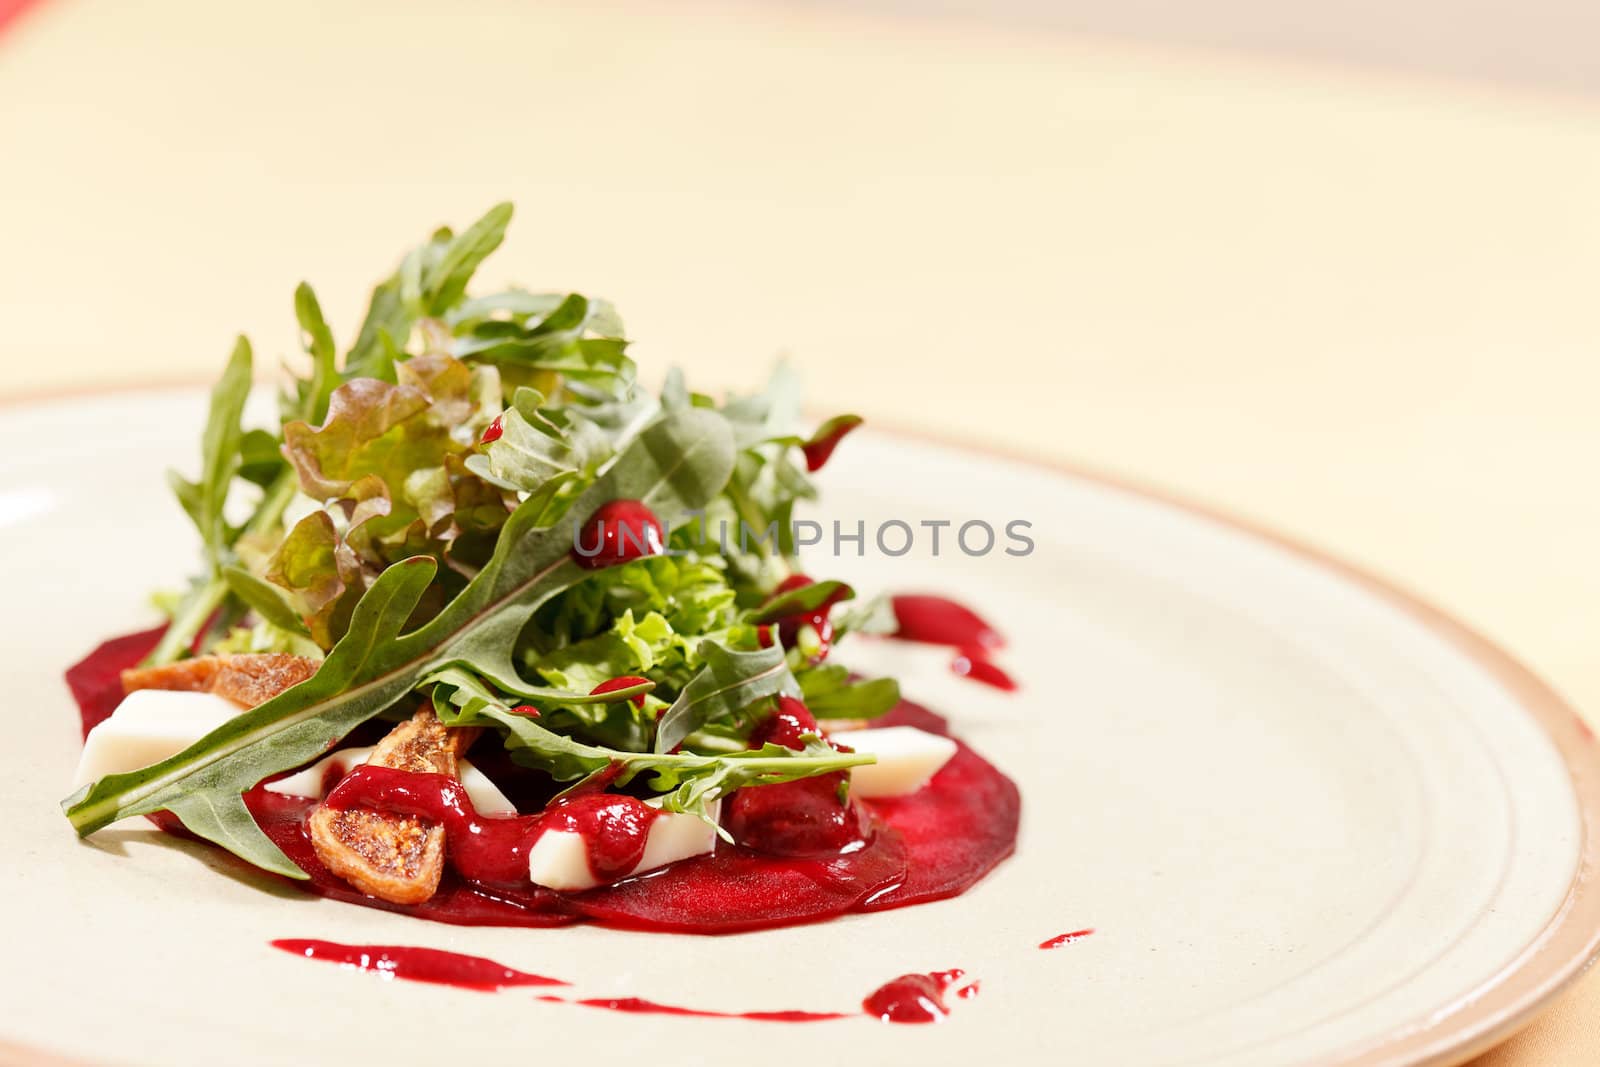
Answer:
[888,594,1017,691]
[861,969,972,1023]
[269,939,976,1025]
[591,675,651,711]
[1039,928,1095,950]
[269,939,564,990]
[760,574,849,663]
[800,416,862,472]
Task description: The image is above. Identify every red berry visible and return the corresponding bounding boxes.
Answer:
[572,500,665,570]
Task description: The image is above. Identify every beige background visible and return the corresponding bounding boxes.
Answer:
[1,0,1597,1062]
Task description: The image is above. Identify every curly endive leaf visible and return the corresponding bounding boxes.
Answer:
[62,407,737,877]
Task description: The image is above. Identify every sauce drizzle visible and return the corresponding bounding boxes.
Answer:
[1039,928,1095,950]
[270,939,565,990]
[273,939,973,1025]
[950,648,1018,691]
[889,595,1016,691]
[542,994,849,1023]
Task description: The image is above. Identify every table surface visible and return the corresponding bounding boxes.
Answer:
[1,1,1597,1063]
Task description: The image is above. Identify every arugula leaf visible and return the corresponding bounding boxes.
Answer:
[290,282,339,424]
[797,664,900,719]
[168,335,252,570]
[421,202,513,316]
[65,556,439,878]
[430,668,869,828]
[655,641,799,754]
[751,579,854,623]
[147,337,270,666]
[221,565,313,638]
[345,271,407,382]
[63,407,738,876]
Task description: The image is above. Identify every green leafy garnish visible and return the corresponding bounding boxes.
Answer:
[62,203,889,881]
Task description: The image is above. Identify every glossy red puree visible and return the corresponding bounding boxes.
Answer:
[271,938,967,1025]
[591,674,651,710]
[759,574,849,663]
[1039,928,1095,950]
[724,695,866,857]
[67,633,1020,933]
[800,416,861,472]
[270,939,564,990]
[950,648,1018,692]
[862,969,973,1023]
[324,767,660,887]
[544,994,848,1023]
[889,595,1016,691]
[890,595,1003,650]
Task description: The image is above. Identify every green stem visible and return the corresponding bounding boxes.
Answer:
[144,470,300,666]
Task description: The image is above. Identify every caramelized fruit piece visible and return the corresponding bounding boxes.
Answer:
[120,653,317,708]
[308,708,480,905]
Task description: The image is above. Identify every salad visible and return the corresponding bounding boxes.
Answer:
[59,204,1020,932]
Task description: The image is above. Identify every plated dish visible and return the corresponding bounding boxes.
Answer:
[7,209,1596,1066]
[59,204,1021,958]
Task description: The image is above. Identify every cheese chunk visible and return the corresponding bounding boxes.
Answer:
[826,725,958,798]
[263,746,516,817]
[72,689,243,788]
[528,799,721,892]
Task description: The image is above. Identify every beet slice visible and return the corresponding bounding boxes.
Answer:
[63,632,1021,932]
[858,745,1020,909]
[566,829,910,934]
[65,625,166,737]
[244,791,578,928]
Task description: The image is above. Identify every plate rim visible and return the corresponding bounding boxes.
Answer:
[4,385,1597,1067]
[875,417,1600,1067]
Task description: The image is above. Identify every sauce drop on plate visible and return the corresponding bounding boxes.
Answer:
[861,969,970,1023]
[1039,928,1094,950]
[889,595,1004,650]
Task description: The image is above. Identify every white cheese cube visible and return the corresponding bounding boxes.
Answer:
[528,799,721,892]
[526,830,594,892]
[826,725,958,797]
[262,746,375,800]
[636,798,722,875]
[72,690,243,788]
[457,761,519,818]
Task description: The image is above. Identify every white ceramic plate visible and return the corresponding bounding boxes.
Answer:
[3,390,1597,1067]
